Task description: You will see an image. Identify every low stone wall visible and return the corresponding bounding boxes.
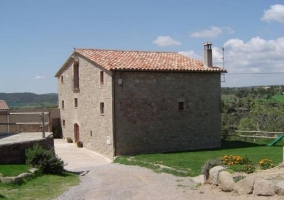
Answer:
[0,136,54,164]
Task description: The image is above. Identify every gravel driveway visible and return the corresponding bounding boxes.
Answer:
[54,163,284,200]
[53,140,283,200]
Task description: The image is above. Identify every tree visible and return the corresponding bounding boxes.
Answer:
[238,103,284,132]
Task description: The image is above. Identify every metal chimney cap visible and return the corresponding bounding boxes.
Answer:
[203,42,212,46]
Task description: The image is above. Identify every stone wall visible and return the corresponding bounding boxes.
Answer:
[0,111,8,132]
[58,56,114,159]
[57,55,222,158]
[0,136,54,164]
[114,71,221,155]
[0,109,60,133]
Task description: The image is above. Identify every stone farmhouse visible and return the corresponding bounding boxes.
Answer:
[55,43,226,159]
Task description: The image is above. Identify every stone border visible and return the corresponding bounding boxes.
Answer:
[205,165,284,197]
[0,168,38,184]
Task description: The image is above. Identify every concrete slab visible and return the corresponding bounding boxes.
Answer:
[0,132,52,145]
[54,139,112,172]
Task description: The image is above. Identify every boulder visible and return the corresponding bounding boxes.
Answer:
[254,179,275,196]
[274,181,284,196]
[18,173,31,179]
[207,166,226,185]
[218,171,234,192]
[234,176,256,195]
[0,176,22,184]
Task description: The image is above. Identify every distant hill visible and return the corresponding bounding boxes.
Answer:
[0,93,58,109]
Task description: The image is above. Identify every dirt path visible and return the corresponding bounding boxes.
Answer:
[54,163,284,200]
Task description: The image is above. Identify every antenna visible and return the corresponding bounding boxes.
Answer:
[222,47,225,70]
[221,47,226,82]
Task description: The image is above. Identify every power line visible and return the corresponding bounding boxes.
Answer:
[227,72,284,74]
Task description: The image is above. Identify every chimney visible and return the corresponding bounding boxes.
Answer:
[203,42,213,67]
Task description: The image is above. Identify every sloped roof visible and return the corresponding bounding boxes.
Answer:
[55,49,226,77]
[0,100,9,110]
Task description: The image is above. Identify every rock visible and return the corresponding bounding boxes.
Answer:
[218,171,234,192]
[0,176,22,184]
[29,168,38,173]
[234,176,256,195]
[207,166,226,185]
[254,179,275,196]
[17,173,31,179]
[274,180,284,195]
[0,173,3,177]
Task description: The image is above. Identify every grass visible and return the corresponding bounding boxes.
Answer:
[0,165,30,177]
[114,139,284,177]
[271,95,284,102]
[0,172,79,200]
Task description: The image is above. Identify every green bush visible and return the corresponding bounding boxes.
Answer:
[52,128,62,139]
[25,144,65,174]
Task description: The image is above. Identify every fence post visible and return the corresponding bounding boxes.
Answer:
[41,112,45,138]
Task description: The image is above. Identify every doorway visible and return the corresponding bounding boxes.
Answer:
[74,123,80,142]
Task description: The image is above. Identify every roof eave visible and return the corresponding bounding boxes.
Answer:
[54,52,78,77]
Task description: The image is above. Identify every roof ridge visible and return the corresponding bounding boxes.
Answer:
[75,48,179,54]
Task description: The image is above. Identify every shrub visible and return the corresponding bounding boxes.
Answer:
[25,144,65,174]
[241,155,252,165]
[66,137,73,143]
[52,128,62,138]
[221,155,243,165]
[201,159,223,178]
[243,164,255,174]
[77,141,83,148]
[259,159,274,170]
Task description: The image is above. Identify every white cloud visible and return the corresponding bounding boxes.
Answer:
[262,4,284,24]
[190,26,223,38]
[33,75,46,80]
[153,36,181,46]
[222,27,235,34]
[220,36,284,87]
[178,50,202,60]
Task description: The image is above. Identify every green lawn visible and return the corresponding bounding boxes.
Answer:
[0,172,79,200]
[0,165,30,177]
[272,95,284,102]
[114,139,284,177]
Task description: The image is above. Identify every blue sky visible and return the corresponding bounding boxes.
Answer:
[0,0,283,94]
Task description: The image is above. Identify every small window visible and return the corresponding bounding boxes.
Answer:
[62,120,65,127]
[100,71,104,84]
[90,130,92,137]
[61,76,64,83]
[100,102,104,115]
[62,100,64,109]
[74,98,78,108]
[178,102,185,111]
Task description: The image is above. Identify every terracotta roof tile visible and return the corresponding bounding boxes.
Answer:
[0,100,9,110]
[74,49,226,72]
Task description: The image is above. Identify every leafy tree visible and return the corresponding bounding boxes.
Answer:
[238,103,284,132]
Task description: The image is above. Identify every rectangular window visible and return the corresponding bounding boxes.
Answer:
[61,75,64,83]
[73,62,79,90]
[62,100,64,109]
[178,102,185,111]
[100,71,104,84]
[74,98,78,108]
[62,120,65,127]
[100,102,104,115]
